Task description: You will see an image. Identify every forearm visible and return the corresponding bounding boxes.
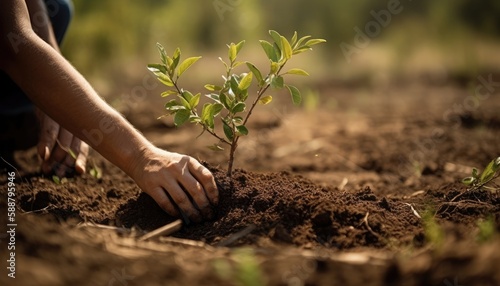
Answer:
[25,0,59,51]
[4,31,153,177]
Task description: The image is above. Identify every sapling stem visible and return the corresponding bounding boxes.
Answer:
[148,30,326,181]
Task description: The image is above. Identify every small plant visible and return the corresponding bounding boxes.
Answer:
[148,30,325,178]
[476,216,496,243]
[212,248,264,286]
[462,157,500,191]
[422,209,444,248]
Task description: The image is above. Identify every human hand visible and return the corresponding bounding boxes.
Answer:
[130,147,219,223]
[36,109,90,177]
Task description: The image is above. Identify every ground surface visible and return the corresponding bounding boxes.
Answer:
[1,74,500,286]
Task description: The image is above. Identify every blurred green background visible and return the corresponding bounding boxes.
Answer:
[62,0,500,97]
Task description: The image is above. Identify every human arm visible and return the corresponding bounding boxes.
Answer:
[25,0,89,176]
[0,0,218,221]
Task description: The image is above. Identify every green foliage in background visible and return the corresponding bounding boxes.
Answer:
[64,0,500,78]
[148,30,325,177]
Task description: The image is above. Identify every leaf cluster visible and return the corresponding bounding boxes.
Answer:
[462,157,500,191]
[148,30,325,176]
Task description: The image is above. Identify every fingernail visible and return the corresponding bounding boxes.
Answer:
[44,146,50,161]
[76,162,86,174]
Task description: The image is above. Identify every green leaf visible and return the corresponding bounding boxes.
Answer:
[156,43,167,65]
[189,115,201,124]
[235,40,245,55]
[220,93,232,110]
[270,62,280,74]
[171,47,181,71]
[178,56,202,77]
[286,85,302,105]
[67,148,77,160]
[462,176,476,186]
[89,167,102,179]
[472,168,479,178]
[480,159,497,183]
[207,144,224,152]
[181,90,194,102]
[219,57,229,72]
[161,90,177,97]
[228,43,237,63]
[174,109,191,126]
[232,102,246,113]
[52,175,61,185]
[292,46,312,55]
[232,116,243,124]
[294,35,311,49]
[229,76,240,95]
[304,38,327,47]
[147,63,167,74]
[189,93,201,109]
[493,157,500,171]
[258,95,273,105]
[174,95,189,110]
[156,73,174,87]
[222,120,234,141]
[236,125,248,136]
[246,62,264,85]
[166,56,173,75]
[269,30,283,49]
[206,93,221,103]
[284,68,309,76]
[273,42,282,63]
[238,72,253,91]
[260,40,278,62]
[281,36,292,60]
[211,103,223,117]
[164,99,184,111]
[270,75,284,89]
[291,31,298,46]
[233,61,245,68]
[201,103,214,129]
[205,84,223,91]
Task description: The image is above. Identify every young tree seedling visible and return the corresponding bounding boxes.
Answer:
[462,157,500,191]
[148,30,325,178]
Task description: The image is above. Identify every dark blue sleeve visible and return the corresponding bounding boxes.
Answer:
[0,0,73,114]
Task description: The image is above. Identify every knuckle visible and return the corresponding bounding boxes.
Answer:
[156,198,175,215]
[172,195,189,208]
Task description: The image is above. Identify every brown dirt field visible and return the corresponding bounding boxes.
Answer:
[1,74,500,286]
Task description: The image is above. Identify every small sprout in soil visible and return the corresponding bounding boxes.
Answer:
[52,175,61,185]
[89,160,102,179]
[89,167,102,179]
[51,175,68,185]
[148,30,326,178]
[462,157,500,191]
[422,209,444,249]
[476,216,496,243]
[213,248,264,286]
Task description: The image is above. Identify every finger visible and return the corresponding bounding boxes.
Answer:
[162,179,201,223]
[146,187,179,217]
[50,128,73,164]
[188,158,219,205]
[37,115,59,161]
[62,135,83,171]
[178,172,214,219]
[74,141,89,174]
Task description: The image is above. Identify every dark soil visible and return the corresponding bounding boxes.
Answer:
[1,77,500,286]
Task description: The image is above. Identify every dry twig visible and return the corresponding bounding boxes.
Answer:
[139,219,183,241]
